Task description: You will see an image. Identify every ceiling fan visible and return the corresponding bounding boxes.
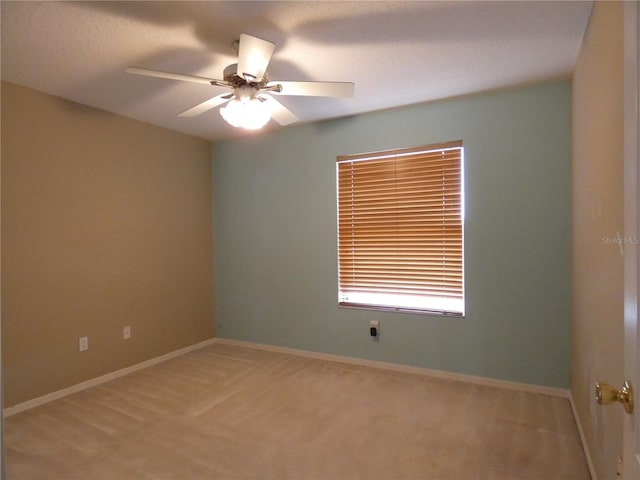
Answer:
[126,33,355,130]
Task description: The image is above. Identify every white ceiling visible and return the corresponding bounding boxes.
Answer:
[1,1,592,142]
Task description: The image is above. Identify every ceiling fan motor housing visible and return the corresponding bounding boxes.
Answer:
[223,63,281,98]
[223,64,263,86]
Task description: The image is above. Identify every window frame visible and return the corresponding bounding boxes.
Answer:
[336,141,465,316]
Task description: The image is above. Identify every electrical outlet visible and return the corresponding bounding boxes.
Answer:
[123,326,131,340]
[369,320,379,337]
[79,336,89,352]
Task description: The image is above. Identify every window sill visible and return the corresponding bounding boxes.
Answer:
[338,301,465,317]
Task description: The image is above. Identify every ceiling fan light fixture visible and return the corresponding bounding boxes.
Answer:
[220,96,271,130]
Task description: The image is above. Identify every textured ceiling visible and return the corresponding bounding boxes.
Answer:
[1,1,592,142]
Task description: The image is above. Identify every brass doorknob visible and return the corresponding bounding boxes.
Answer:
[595,380,634,414]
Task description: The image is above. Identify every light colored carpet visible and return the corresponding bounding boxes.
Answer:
[4,342,590,479]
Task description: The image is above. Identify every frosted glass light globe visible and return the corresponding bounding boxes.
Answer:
[220,96,271,130]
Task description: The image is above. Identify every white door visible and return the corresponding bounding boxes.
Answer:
[624,2,640,479]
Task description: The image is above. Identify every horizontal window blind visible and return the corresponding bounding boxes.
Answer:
[336,141,464,315]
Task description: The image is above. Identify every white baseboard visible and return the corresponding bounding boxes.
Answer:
[569,392,597,480]
[4,336,570,417]
[3,338,217,417]
[213,337,570,398]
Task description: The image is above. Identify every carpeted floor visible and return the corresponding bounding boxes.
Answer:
[4,342,590,479]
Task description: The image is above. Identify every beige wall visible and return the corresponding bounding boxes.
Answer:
[1,81,215,407]
[571,2,624,478]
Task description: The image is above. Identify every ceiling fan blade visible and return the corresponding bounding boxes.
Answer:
[237,33,275,83]
[260,95,300,126]
[126,67,224,86]
[268,81,355,98]
[178,94,233,117]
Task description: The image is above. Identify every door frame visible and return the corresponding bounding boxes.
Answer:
[623,1,640,478]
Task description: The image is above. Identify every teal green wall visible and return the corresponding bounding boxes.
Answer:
[212,81,571,388]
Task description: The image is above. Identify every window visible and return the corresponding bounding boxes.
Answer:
[336,141,464,315]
